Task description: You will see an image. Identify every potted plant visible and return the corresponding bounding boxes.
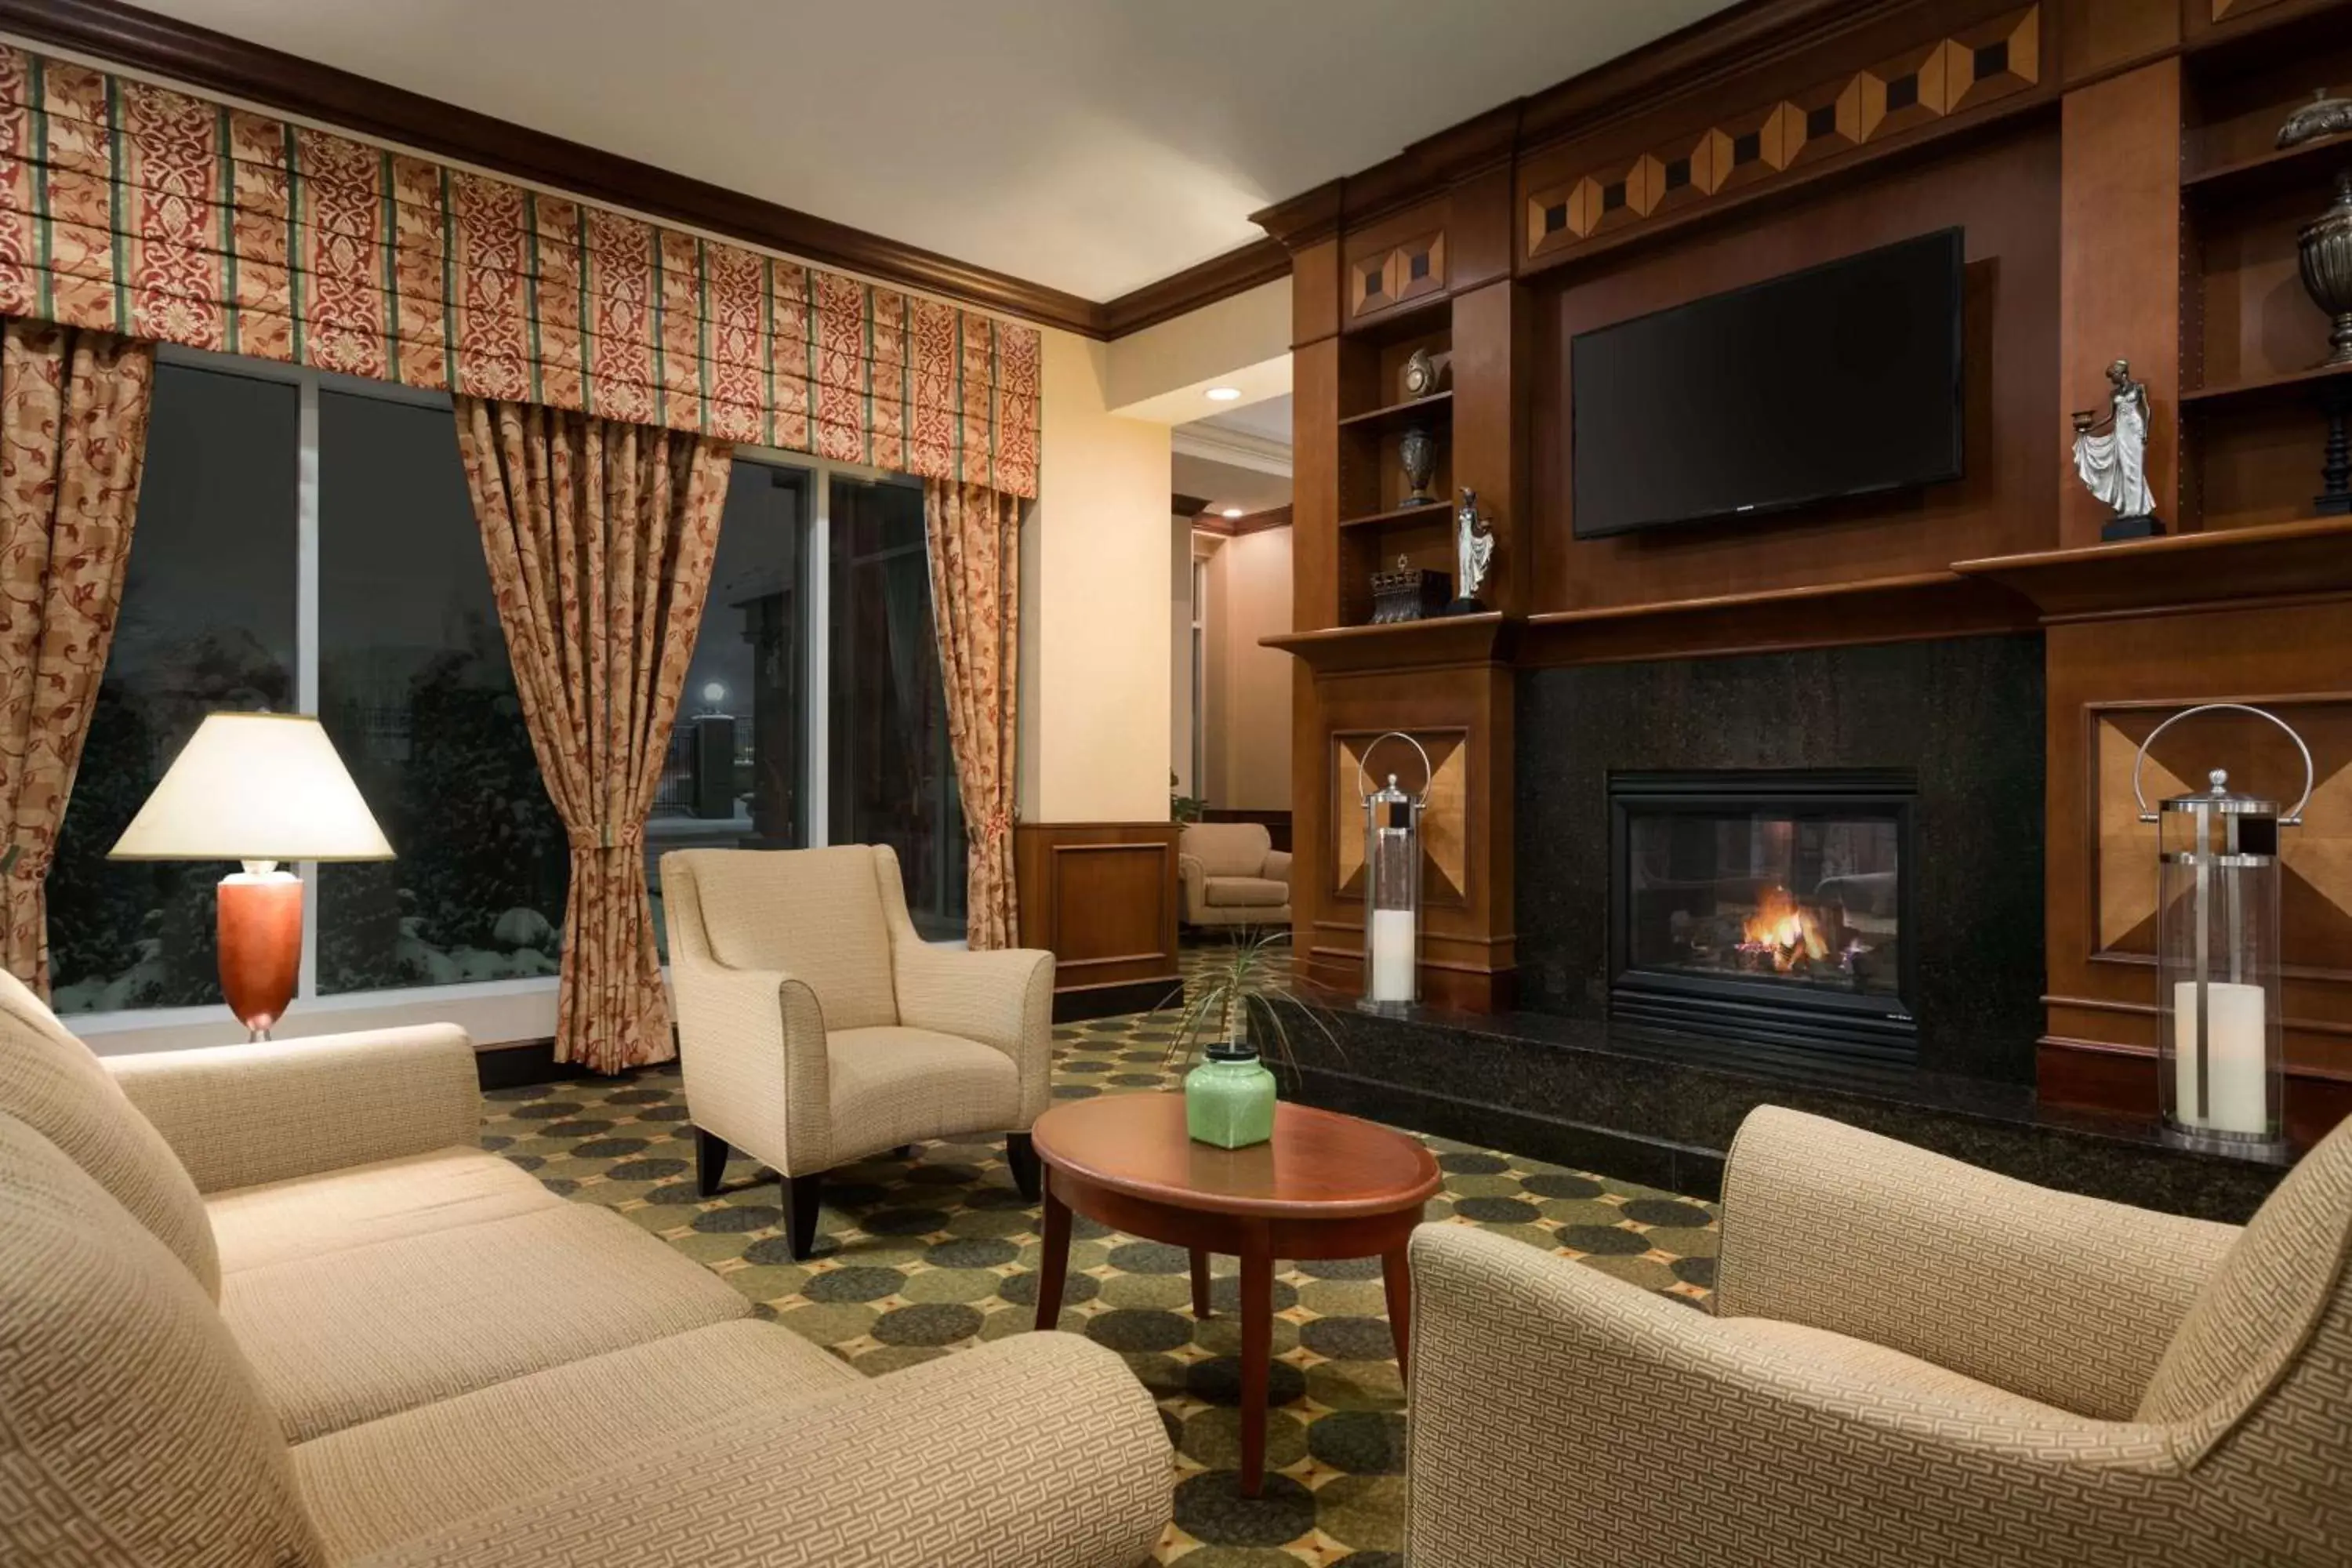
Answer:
[1163,928,1338,1149]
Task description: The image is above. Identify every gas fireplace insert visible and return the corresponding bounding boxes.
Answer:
[1608,769,1918,1063]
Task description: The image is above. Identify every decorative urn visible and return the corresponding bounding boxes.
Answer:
[2299,169,2352,366]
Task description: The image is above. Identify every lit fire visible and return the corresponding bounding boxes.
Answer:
[1740,885,1831,972]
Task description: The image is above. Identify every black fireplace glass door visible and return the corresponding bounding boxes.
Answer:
[1623,810,1902,998]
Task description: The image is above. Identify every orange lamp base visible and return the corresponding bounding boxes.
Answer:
[218,870,302,1040]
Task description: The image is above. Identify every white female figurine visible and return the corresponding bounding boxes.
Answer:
[2071,358,2161,539]
[1450,486,1495,612]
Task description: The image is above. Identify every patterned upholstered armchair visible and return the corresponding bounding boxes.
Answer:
[1178,821,1292,929]
[1406,1105,2352,1566]
[662,845,1054,1261]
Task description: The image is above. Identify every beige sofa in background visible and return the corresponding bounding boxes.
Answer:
[1178,821,1291,930]
[0,971,1168,1568]
[1406,1103,2352,1567]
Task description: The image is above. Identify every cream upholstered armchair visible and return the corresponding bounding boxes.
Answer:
[1177,821,1291,929]
[662,845,1054,1261]
[1406,1105,2352,1567]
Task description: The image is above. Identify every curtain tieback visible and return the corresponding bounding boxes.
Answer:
[571,822,645,852]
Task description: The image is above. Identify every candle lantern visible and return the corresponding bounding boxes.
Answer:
[2133,703,2312,1157]
[1357,732,1432,1013]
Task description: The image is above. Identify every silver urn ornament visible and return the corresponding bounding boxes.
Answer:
[1399,426,1436,506]
[2300,169,2352,366]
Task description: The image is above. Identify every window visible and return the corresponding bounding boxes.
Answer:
[648,457,811,954]
[314,390,567,993]
[828,474,965,938]
[48,363,298,1013]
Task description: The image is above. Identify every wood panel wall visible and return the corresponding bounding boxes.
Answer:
[1012,822,1181,1021]
[1258,0,2352,1145]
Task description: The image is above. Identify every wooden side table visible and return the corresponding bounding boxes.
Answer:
[1029,1093,1442,1497]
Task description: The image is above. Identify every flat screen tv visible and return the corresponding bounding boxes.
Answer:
[1570,227,1963,539]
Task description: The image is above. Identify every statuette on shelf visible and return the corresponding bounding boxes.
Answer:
[2071,358,2163,542]
[2278,89,2352,151]
[1448,487,1495,615]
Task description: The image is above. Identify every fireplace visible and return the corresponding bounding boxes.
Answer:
[1609,770,1918,1062]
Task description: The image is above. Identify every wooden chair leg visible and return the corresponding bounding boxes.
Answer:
[785,1171,823,1261]
[693,1126,728,1197]
[1007,1131,1042,1200]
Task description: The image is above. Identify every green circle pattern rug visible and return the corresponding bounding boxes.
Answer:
[481,985,1719,1563]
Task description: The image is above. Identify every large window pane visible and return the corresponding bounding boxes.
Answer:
[48,364,298,1012]
[648,459,810,954]
[314,389,566,992]
[828,474,965,938]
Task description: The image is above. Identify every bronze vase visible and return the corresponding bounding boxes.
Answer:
[2301,169,2352,366]
[1399,426,1436,506]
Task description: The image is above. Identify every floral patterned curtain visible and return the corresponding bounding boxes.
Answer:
[923,480,1022,948]
[454,396,728,1072]
[0,321,154,996]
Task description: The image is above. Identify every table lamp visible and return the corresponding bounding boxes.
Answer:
[109,712,393,1039]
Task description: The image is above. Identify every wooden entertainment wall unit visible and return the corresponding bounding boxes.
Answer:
[1258,0,2352,1145]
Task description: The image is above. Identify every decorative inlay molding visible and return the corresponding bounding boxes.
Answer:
[1526,5,2039,262]
[1349,230,1448,320]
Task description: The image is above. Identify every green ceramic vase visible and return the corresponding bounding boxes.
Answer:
[1185,1043,1278,1149]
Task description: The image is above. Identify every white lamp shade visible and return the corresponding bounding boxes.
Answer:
[110,713,394,862]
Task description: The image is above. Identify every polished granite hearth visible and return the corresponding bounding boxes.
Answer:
[1283,993,2288,1224]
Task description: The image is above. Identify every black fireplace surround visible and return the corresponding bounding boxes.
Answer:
[1520,634,2046,1086]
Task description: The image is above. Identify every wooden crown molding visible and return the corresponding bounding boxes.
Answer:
[0,0,1287,341]
[1193,503,1293,538]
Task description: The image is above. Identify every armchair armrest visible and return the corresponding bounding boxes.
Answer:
[1718,1105,2240,1419]
[1177,852,1207,921]
[349,1333,1169,1568]
[1261,848,1291,883]
[669,950,832,1174]
[1406,1222,2187,1568]
[106,1025,478,1193]
[895,942,1054,1127]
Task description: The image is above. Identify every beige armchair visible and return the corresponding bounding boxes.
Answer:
[662,844,1055,1260]
[1406,1104,2352,1567]
[1178,821,1292,929]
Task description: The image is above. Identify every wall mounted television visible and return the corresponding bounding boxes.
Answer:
[1570,227,1965,539]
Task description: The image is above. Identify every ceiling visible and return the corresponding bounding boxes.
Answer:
[122,0,1731,302]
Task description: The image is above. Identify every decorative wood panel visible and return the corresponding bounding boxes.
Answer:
[1012,822,1181,1018]
[1523,6,2041,261]
[1348,231,1447,319]
[1330,728,1469,906]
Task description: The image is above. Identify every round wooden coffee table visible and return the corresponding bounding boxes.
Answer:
[1029,1092,1442,1497]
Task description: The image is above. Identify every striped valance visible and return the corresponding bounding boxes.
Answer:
[0,45,1041,495]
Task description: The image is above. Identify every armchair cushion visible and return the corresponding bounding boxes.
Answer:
[1718,1104,2238,1419]
[293,1321,857,1562]
[1263,848,1292,882]
[223,1203,750,1441]
[828,1025,1023,1158]
[1203,875,1289,909]
[1181,821,1273,879]
[207,1146,566,1274]
[683,844,899,1030]
[0,968,220,1295]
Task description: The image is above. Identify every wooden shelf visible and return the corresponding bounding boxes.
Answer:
[1952,514,2352,619]
[2183,131,2352,203]
[1337,390,1453,434]
[2180,358,2352,408]
[1338,499,1454,531]
[1261,612,1510,676]
[1520,572,2034,666]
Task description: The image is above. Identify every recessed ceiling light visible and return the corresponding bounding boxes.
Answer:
[1221,506,1243,519]
[1204,386,1242,401]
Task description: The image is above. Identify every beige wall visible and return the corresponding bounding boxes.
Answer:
[1022,328,1174,823]
[1199,525,1294,811]
[1171,516,1196,795]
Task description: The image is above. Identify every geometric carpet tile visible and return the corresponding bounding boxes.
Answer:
[480,946,1719,1566]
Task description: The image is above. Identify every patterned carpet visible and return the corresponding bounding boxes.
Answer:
[479,955,1719,1564]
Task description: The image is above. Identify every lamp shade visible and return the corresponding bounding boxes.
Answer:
[109,713,394,862]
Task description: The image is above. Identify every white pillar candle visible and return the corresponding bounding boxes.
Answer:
[1370,908,1417,1004]
[2172,980,2269,1138]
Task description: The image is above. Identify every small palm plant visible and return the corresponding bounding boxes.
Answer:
[1161,927,1339,1079]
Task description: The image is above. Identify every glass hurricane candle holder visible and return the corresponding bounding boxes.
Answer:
[1357,732,1432,1014]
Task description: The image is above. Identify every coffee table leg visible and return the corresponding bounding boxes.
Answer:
[1381,1245,1412,1377]
[1239,1237,1272,1498]
[1189,1248,1213,1319]
[1033,1177,1071,1332]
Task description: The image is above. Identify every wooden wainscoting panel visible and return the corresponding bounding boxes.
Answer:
[1014,823,1181,1019]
